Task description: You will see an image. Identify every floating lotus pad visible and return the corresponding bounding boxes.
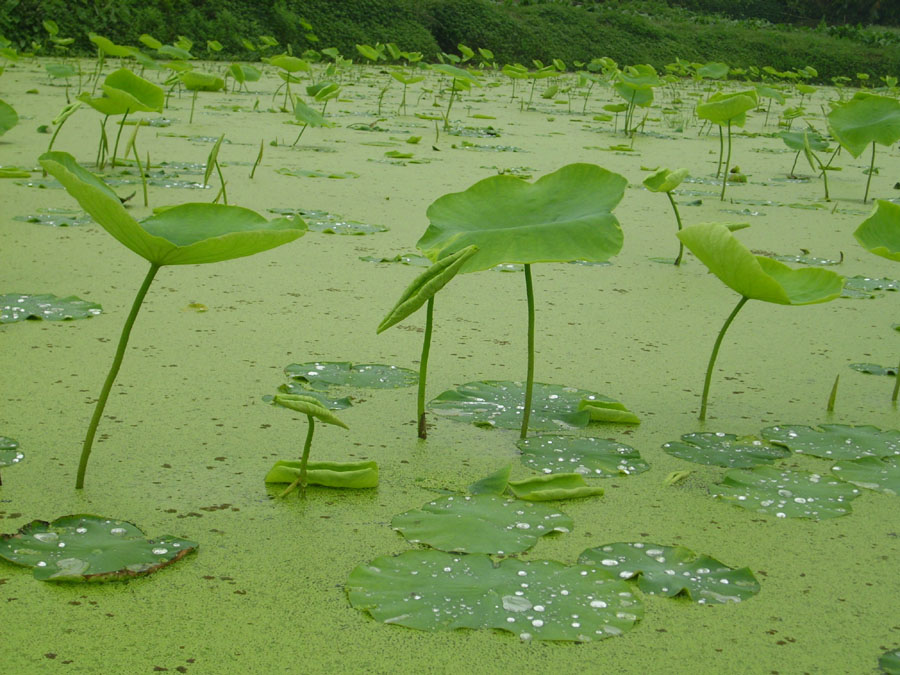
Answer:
[516,435,648,477]
[429,381,636,431]
[264,460,378,489]
[347,549,643,641]
[579,542,760,604]
[831,457,900,496]
[849,363,897,377]
[359,253,431,267]
[761,424,900,460]
[880,648,900,674]
[284,362,417,390]
[712,466,861,519]
[842,275,900,298]
[662,432,789,468]
[391,494,573,554]
[0,436,23,467]
[0,293,102,323]
[268,207,387,235]
[0,515,197,582]
[13,209,92,227]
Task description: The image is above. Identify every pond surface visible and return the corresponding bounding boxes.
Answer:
[1,58,898,672]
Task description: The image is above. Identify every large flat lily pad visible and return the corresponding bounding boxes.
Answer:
[761,424,900,460]
[285,362,417,390]
[0,293,102,323]
[0,515,197,581]
[831,457,900,496]
[347,549,642,641]
[662,432,790,468]
[517,435,649,477]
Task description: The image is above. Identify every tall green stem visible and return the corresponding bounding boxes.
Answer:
[520,265,536,440]
[715,125,724,178]
[110,110,129,169]
[719,121,732,201]
[892,357,900,402]
[699,296,748,421]
[417,297,435,439]
[279,416,315,497]
[666,191,685,266]
[77,263,160,488]
[864,141,876,203]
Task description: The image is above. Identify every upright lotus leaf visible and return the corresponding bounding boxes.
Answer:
[517,435,648,477]
[88,33,133,58]
[761,424,900,460]
[855,200,900,262]
[712,466,861,519]
[677,223,843,420]
[0,293,101,323]
[0,515,197,581]
[643,168,689,264]
[0,98,18,135]
[347,550,642,641]
[179,71,224,91]
[39,151,305,488]
[614,64,659,134]
[780,129,829,153]
[268,55,310,73]
[507,474,604,501]
[429,63,481,87]
[79,69,164,115]
[285,362,417,390]
[391,494,573,554]
[579,542,760,604]
[662,432,790,468]
[272,394,348,429]
[697,62,729,80]
[696,90,757,127]
[831,456,900,496]
[293,98,327,127]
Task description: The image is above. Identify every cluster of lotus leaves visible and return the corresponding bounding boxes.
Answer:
[39,152,306,266]
[827,92,900,157]
[78,68,164,116]
[677,223,844,305]
[417,163,626,273]
[854,200,900,262]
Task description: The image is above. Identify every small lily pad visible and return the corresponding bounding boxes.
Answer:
[429,381,624,431]
[0,436,23,468]
[359,253,431,267]
[276,167,359,180]
[880,647,900,674]
[842,275,900,298]
[13,209,92,227]
[275,383,352,409]
[391,494,573,554]
[662,432,789,468]
[507,474,604,501]
[831,456,900,496]
[347,550,643,641]
[0,293,102,323]
[579,542,760,604]
[264,460,378,489]
[849,363,897,376]
[285,362,417,390]
[712,466,861,519]
[516,435,648,477]
[0,515,197,582]
[761,424,900,460]
[269,207,387,235]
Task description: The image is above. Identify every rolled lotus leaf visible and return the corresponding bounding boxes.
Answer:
[272,394,349,428]
[377,245,478,333]
[677,223,843,305]
[827,92,900,158]
[854,200,900,262]
[39,151,305,266]
[643,168,688,193]
[507,474,605,501]
[264,460,377,488]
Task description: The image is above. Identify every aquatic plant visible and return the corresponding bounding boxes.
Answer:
[0,436,23,486]
[677,223,844,420]
[429,64,482,130]
[178,71,225,124]
[643,168,689,264]
[779,128,835,200]
[696,90,758,201]
[614,64,659,136]
[39,151,306,488]
[417,163,626,438]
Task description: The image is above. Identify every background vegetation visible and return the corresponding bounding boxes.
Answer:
[1,0,898,80]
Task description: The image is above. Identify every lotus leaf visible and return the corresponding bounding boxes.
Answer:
[264,460,378,489]
[39,152,305,266]
[842,275,900,298]
[697,62,729,79]
[360,253,432,267]
[517,435,648,477]
[0,515,197,582]
[696,90,758,126]
[293,99,328,127]
[712,466,861,519]
[849,363,897,376]
[0,98,17,135]
[179,71,224,91]
[468,465,511,495]
[579,542,760,604]
[347,550,642,641]
[577,397,641,424]
[0,293,101,323]
[880,648,900,674]
[677,223,844,305]
[662,432,789,468]
[275,383,352,409]
[88,33,133,58]
[377,246,478,333]
[79,69,164,116]
[643,168,688,193]
[430,63,482,86]
[761,424,900,460]
[429,381,603,431]
[831,457,900,496]
[507,474,604,501]
[417,163,626,273]
[284,362,417,390]
[827,93,900,158]
[271,394,348,428]
[854,200,900,262]
[780,129,829,153]
[269,55,310,72]
[391,494,572,554]
[0,436,23,467]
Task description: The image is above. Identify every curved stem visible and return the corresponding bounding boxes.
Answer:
[190,90,198,124]
[77,263,160,489]
[715,125,724,178]
[699,296,749,422]
[280,416,315,497]
[417,297,434,439]
[520,264,536,440]
[110,110,129,169]
[720,121,732,201]
[864,141,876,203]
[892,356,900,403]
[667,191,684,265]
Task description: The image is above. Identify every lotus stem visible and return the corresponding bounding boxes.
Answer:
[827,374,839,412]
[96,116,109,168]
[77,263,160,488]
[864,141,876,203]
[131,138,148,207]
[214,161,227,205]
[189,90,198,124]
[279,415,316,497]
[417,297,435,439]
[789,150,800,178]
[291,124,308,147]
[893,357,900,402]
[250,140,264,179]
[520,264,536,439]
[666,191,685,266]
[699,295,749,421]
[719,121,732,201]
[110,110,129,169]
[443,84,457,131]
[716,125,724,178]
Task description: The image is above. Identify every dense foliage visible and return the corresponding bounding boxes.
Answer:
[0,0,898,79]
